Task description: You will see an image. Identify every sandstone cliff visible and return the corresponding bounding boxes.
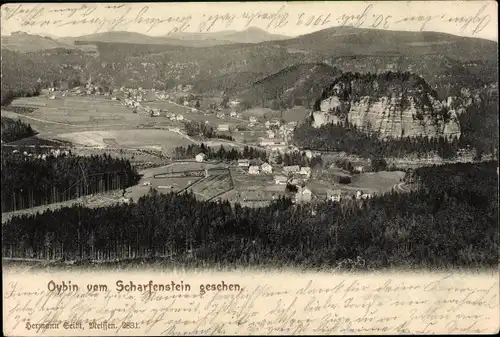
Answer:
[312,72,461,139]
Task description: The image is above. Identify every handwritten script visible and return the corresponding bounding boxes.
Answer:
[3,269,499,335]
[0,3,493,36]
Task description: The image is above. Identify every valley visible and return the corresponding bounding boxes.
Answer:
[1,21,498,273]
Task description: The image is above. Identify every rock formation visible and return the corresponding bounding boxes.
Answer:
[312,72,462,139]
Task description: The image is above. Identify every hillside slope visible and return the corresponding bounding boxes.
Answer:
[269,27,498,62]
[236,63,341,108]
[1,32,95,53]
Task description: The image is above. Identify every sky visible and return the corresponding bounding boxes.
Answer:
[1,1,498,41]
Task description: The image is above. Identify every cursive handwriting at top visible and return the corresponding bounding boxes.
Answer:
[1,3,494,37]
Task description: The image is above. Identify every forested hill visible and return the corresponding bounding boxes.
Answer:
[1,152,140,212]
[3,161,497,270]
[1,48,87,105]
[314,71,439,111]
[236,63,341,109]
[266,27,498,62]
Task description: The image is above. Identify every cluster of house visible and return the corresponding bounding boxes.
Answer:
[166,113,185,121]
[355,190,373,200]
[287,186,343,204]
[12,149,70,160]
[237,160,273,175]
[216,111,242,119]
[271,165,311,187]
[295,187,359,204]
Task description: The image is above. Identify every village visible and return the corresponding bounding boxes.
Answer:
[5,78,410,214]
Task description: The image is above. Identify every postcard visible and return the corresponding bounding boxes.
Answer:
[1,1,499,335]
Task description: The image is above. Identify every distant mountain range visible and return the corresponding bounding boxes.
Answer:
[57,31,235,48]
[1,32,94,53]
[167,27,290,43]
[2,26,497,63]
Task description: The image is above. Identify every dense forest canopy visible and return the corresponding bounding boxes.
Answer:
[1,49,86,105]
[1,152,140,212]
[2,161,497,270]
[293,122,463,159]
[172,143,268,162]
[1,117,37,143]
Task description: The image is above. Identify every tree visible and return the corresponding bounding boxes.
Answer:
[370,157,388,172]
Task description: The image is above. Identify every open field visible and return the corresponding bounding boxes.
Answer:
[54,129,193,152]
[350,171,406,194]
[215,168,287,206]
[188,173,233,200]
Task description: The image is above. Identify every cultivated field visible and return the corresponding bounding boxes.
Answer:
[188,173,233,200]
[54,129,193,152]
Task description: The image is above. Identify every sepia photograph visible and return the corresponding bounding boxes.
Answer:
[1,1,499,335]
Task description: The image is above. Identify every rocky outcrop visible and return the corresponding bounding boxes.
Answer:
[312,72,461,139]
[314,95,461,138]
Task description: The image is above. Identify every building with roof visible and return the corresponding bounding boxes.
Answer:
[327,189,342,202]
[261,163,273,174]
[299,166,311,178]
[248,166,260,175]
[295,186,312,203]
[195,153,206,162]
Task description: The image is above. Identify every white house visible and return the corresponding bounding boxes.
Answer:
[195,153,206,162]
[248,166,260,175]
[230,111,237,117]
[267,130,275,138]
[327,189,342,202]
[295,186,312,203]
[261,163,273,174]
[217,124,230,132]
[249,116,257,123]
[299,166,311,178]
[183,101,189,106]
[176,115,185,121]
[354,166,364,173]
[274,175,287,185]
[238,159,250,167]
